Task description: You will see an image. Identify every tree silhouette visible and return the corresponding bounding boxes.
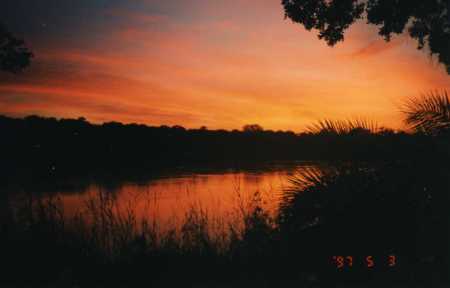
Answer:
[0,24,33,73]
[243,124,264,133]
[282,0,450,73]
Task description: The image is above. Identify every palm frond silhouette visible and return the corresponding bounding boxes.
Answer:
[403,91,450,136]
[307,119,378,136]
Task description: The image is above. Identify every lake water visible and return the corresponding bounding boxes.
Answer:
[11,162,320,230]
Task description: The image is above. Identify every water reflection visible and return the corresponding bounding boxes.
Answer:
[21,162,318,229]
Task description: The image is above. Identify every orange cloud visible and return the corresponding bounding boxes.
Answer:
[351,38,404,58]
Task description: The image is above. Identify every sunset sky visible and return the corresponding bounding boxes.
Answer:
[1,0,449,132]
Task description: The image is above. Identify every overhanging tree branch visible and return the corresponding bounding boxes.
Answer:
[282,0,450,74]
[0,24,33,73]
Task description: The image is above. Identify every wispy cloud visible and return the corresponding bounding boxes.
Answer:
[351,38,404,58]
[104,8,170,25]
[0,84,204,125]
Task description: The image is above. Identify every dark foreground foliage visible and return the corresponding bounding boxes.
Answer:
[279,161,450,287]
[0,159,448,287]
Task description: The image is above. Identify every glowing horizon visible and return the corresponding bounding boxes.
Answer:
[0,0,449,132]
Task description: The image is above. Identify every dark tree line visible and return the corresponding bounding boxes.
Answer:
[0,114,432,183]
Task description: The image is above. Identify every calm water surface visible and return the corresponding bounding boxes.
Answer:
[19,162,320,227]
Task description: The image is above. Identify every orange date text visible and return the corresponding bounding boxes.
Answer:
[331,255,397,269]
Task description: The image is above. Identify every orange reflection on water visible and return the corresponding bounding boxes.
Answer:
[58,169,297,231]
